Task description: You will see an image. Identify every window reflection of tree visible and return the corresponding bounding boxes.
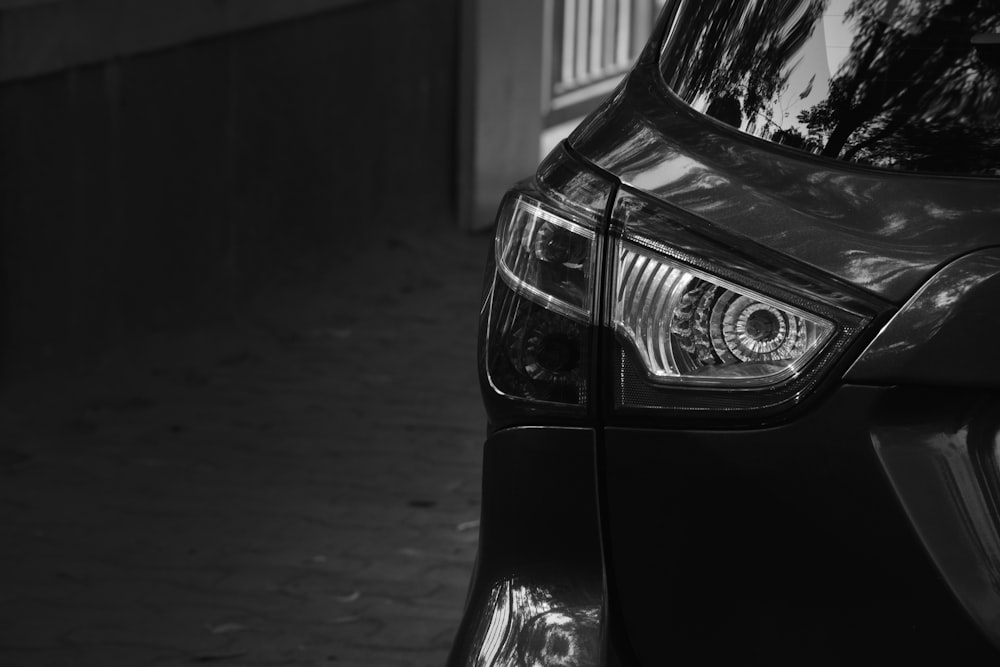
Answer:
[798,0,1000,174]
[665,0,827,134]
[661,0,1000,175]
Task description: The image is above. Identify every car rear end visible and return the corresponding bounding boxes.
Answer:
[450,1,1000,664]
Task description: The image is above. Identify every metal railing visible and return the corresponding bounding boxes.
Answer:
[542,0,665,125]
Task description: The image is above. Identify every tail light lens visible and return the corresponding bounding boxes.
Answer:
[481,150,884,419]
[485,195,601,408]
[496,196,599,322]
[481,146,611,412]
[607,188,881,417]
[613,239,835,387]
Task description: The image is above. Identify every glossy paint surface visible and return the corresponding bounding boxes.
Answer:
[569,54,1000,303]
[447,427,603,667]
[871,388,1000,651]
[600,385,999,665]
[847,248,1000,388]
[456,9,1000,665]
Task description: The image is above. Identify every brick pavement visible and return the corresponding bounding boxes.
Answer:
[0,220,490,666]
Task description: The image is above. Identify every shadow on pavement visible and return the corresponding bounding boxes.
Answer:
[0,220,489,667]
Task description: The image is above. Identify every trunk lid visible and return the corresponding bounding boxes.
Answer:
[568,62,1000,304]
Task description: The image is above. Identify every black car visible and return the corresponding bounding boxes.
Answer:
[450,1,1000,665]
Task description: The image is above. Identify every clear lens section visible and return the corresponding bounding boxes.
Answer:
[613,240,834,387]
[496,196,598,322]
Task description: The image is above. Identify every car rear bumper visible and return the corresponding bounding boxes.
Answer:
[451,386,1000,666]
[603,384,999,665]
[447,426,604,667]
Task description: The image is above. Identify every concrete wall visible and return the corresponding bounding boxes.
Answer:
[458,0,544,230]
[0,0,370,82]
[0,0,459,378]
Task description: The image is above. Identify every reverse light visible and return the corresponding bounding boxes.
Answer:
[613,239,834,387]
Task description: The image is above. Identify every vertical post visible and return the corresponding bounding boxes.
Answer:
[616,0,631,68]
[589,0,604,77]
[603,0,617,72]
[561,0,577,91]
[575,0,590,84]
[458,0,545,231]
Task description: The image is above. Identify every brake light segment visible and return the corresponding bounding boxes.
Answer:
[496,196,599,322]
[613,240,834,387]
[484,188,605,408]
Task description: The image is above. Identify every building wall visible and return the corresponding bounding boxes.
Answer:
[0,0,459,377]
[0,0,372,83]
[458,0,544,230]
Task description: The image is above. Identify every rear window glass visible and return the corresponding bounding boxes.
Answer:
[658,0,1000,176]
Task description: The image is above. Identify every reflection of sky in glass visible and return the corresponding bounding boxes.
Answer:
[822,0,853,75]
[660,0,1000,174]
[755,0,853,137]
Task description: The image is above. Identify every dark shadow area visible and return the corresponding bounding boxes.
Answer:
[0,1,488,664]
[0,0,459,380]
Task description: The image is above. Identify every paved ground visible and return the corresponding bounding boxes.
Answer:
[0,219,490,666]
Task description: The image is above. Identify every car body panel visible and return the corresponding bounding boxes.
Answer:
[847,248,1000,388]
[871,388,1000,652]
[557,38,1000,662]
[453,5,1000,665]
[447,427,604,667]
[601,384,999,664]
[569,56,1000,304]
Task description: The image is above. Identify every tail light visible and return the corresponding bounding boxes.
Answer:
[481,148,884,421]
[496,196,598,322]
[481,146,612,413]
[612,239,834,387]
[607,188,880,417]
